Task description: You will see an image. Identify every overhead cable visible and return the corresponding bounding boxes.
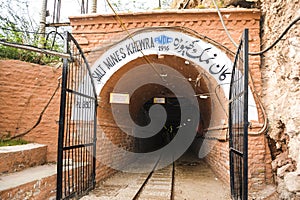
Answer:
[211,0,300,55]
[0,39,70,58]
[105,0,167,81]
[250,15,300,55]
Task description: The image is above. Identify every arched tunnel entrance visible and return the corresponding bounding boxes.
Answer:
[62,11,268,197]
[94,53,232,199]
[106,54,213,154]
[87,28,260,198]
[97,53,227,169]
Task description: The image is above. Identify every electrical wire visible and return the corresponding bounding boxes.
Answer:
[248,70,268,135]
[211,0,239,48]
[0,39,70,58]
[211,0,299,135]
[10,81,60,140]
[105,0,167,82]
[211,0,300,55]
[3,1,291,137]
[250,15,300,55]
[0,26,43,35]
[44,29,65,50]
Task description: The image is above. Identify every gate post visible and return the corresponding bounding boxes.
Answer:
[56,32,69,200]
[243,28,249,200]
[229,29,249,200]
[56,31,97,200]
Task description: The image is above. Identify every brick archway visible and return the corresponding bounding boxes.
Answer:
[84,27,259,139]
[70,9,272,194]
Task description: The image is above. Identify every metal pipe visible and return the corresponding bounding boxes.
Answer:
[91,0,97,13]
[0,39,70,58]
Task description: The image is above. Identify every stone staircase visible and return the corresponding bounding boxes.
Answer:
[0,143,57,200]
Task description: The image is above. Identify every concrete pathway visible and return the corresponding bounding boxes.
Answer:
[174,152,230,200]
[81,151,230,200]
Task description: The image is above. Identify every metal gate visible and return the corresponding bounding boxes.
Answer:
[57,32,98,199]
[229,29,249,200]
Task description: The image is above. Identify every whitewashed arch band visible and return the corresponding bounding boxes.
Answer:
[79,28,258,121]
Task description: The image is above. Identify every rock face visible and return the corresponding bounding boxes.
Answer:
[260,0,300,198]
[284,172,300,193]
[171,0,201,9]
[171,0,259,8]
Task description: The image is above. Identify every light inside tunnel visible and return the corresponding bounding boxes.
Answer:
[97,54,229,159]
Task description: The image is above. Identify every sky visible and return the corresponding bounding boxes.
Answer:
[26,0,171,24]
[0,0,172,35]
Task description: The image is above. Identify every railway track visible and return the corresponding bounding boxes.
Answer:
[132,162,175,200]
[80,153,231,200]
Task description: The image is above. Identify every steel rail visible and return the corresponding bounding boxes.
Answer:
[132,159,176,200]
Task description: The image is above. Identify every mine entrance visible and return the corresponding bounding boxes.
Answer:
[135,96,194,153]
[57,28,252,200]
[104,54,214,157]
[97,54,220,171]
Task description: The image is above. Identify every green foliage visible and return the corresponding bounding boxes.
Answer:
[0,0,63,65]
[0,138,29,147]
[208,0,225,8]
[0,30,63,65]
[0,131,29,147]
[196,4,206,9]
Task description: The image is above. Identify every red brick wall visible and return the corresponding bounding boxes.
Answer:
[0,59,135,182]
[248,131,273,190]
[205,140,230,184]
[0,60,61,162]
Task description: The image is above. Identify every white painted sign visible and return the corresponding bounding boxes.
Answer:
[109,93,130,104]
[153,97,165,104]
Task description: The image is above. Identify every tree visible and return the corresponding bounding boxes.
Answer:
[0,0,62,64]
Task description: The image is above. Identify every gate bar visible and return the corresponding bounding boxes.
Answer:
[243,28,249,200]
[56,57,69,200]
